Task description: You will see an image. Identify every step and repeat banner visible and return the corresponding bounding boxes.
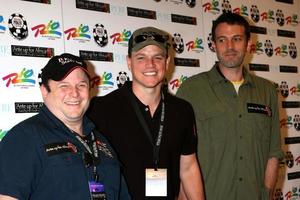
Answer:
[0,0,299,198]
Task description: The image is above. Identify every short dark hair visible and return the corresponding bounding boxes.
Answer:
[211,12,250,42]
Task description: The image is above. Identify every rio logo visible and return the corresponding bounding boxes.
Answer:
[275,44,288,57]
[285,187,300,200]
[202,0,220,14]
[290,84,300,96]
[169,75,188,90]
[250,41,263,55]
[233,5,248,17]
[286,14,299,26]
[2,68,35,87]
[0,15,6,32]
[0,129,8,141]
[261,10,275,23]
[186,38,204,52]
[280,116,293,128]
[110,29,131,45]
[64,24,91,40]
[90,72,114,88]
[31,20,62,37]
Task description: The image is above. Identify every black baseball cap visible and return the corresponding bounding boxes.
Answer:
[41,53,89,84]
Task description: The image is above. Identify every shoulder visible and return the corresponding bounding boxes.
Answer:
[177,71,210,95]
[165,93,194,112]
[89,88,124,109]
[0,114,42,150]
[8,114,41,136]
[250,74,277,91]
[182,71,208,85]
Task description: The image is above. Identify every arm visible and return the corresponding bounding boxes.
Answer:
[119,175,131,200]
[264,85,283,200]
[0,195,17,200]
[264,157,279,200]
[180,153,205,200]
[178,182,188,200]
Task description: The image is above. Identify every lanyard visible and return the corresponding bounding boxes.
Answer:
[75,131,100,182]
[129,92,165,170]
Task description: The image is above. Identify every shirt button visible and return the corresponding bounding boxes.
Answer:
[240,156,243,160]
[240,136,243,139]
[145,107,149,111]
[239,178,243,181]
[238,114,242,118]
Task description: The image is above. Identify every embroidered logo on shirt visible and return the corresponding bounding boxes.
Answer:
[247,103,272,116]
[44,142,77,156]
[96,140,113,158]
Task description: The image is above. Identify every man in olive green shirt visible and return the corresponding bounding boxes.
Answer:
[177,13,283,200]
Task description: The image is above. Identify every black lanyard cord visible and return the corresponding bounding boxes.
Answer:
[129,92,165,170]
[75,131,100,181]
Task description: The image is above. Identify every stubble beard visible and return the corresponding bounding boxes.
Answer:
[217,50,245,69]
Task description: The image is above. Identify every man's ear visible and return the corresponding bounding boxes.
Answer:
[126,55,131,71]
[166,56,170,71]
[40,84,48,99]
[212,41,216,52]
[246,39,252,52]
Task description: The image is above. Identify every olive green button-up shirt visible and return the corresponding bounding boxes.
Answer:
[177,65,283,200]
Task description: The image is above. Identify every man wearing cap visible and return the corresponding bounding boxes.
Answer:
[88,27,205,199]
[0,53,131,200]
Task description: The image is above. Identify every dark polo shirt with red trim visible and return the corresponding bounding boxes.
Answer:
[0,105,130,200]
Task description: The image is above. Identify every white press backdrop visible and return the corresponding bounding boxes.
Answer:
[0,0,299,198]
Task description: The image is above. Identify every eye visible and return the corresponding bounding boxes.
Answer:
[217,38,226,43]
[136,55,145,60]
[154,55,164,60]
[58,83,69,89]
[77,82,88,89]
[233,37,242,42]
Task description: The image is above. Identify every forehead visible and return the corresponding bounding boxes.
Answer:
[215,23,245,36]
[60,68,90,82]
[132,44,165,55]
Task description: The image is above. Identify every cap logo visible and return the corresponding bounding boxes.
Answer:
[58,57,83,66]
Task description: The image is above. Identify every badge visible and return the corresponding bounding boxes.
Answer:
[247,103,272,116]
[44,142,77,156]
[89,181,106,200]
[145,168,167,197]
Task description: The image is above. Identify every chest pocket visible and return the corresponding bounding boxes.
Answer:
[246,112,271,142]
[196,105,227,142]
[45,152,87,194]
[48,152,82,166]
[244,102,272,142]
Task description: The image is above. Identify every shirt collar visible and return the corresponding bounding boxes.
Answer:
[40,105,95,137]
[208,63,254,88]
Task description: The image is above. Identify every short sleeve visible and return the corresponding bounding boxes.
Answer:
[180,101,197,155]
[0,124,41,199]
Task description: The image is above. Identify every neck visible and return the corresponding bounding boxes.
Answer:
[65,121,84,136]
[132,84,162,116]
[219,65,244,82]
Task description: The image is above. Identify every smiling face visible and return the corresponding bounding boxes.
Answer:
[127,44,170,93]
[41,68,90,125]
[212,22,251,70]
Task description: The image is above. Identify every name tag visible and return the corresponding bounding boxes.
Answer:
[247,103,272,116]
[89,181,106,200]
[145,168,167,197]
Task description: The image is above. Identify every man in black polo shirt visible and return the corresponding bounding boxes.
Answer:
[88,27,205,199]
